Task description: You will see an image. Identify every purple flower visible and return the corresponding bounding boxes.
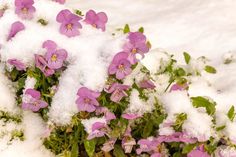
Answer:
[87,122,107,140]
[108,52,132,80]
[106,83,129,103]
[156,132,197,144]
[139,79,155,89]
[76,87,100,112]
[95,107,116,122]
[187,145,210,157]
[84,10,108,31]
[35,54,55,76]
[102,138,116,152]
[122,113,142,120]
[21,89,48,112]
[43,40,68,70]
[123,32,149,64]
[170,83,188,92]
[7,21,25,41]
[15,0,36,20]
[122,126,136,153]
[136,138,159,155]
[7,59,26,71]
[151,153,162,157]
[52,0,65,4]
[56,9,82,37]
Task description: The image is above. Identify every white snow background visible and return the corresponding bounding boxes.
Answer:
[0,0,236,156]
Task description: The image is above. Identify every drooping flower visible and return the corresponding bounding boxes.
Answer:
[7,59,26,71]
[35,54,55,76]
[106,83,129,103]
[52,0,65,4]
[102,138,116,152]
[136,138,159,155]
[15,0,36,19]
[87,122,107,140]
[56,9,82,37]
[122,113,142,120]
[122,126,136,153]
[21,89,48,112]
[123,32,149,64]
[187,145,210,157]
[108,52,132,80]
[96,107,116,122]
[76,87,100,112]
[84,9,108,31]
[7,21,25,41]
[170,83,188,92]
[43,40,68,69]
[138,79,156,89]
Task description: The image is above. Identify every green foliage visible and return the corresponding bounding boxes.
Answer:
[84,139,96,157]
[173,113,187,132]
[183,52,191,64]
[37,19,48,26]
[113,144,126,157]
[204,65,217,74]
[123,24,130,34]
[75,9,83,16]
[182,144,196,154]
[216,125,226,131]
[10,129,24,141]
[191,96,216,116]
[0,110,22,123]
[227,105,236,122]
[138,27,144,33]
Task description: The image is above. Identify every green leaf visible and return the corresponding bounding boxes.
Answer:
[138,27,144,33]
[123,24,130,34]
[204,65,217,74]
[175,68,186,77]
[142,120,153,138]
[75,9,83,16]
[227,105,236,122]
[183,52,191,64]
[84,139,96,157]
[113,144,125,157]
[173,152,182,157]
[216,125,226,131]
[173,113,187,131]
[191,97,216,115]
[182,144,196,154]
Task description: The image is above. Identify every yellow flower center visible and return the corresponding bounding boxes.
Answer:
[92,24,97,28]
[51,54,57,61]
[131,48,137,54]
[66,23,73,30]
[118,64,125,71]
[84,98,91,103]
[21,7,28,14]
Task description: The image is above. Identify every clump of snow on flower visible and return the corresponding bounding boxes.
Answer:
[81,116,106,134]
[160,91,213,141]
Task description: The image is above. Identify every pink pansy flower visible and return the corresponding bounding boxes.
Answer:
[156,132,197,144]
[43,40,68,70]
[136,138,159,155]
[52,0,65,4]
[21,89,48,112]
[187,145,210,157]
[122,113,142,120]
[87,122,107,140]
[106,83,129,103]
[15,0,36,20]
[139,79,156,89]
[108,52,132,80]
[7,21,25,41]
[56,9,82,37]
[170,83,188,92]
[76,87,100,112]
[35,54,55,76]
[7,59,26,71]
[102,138,116,152]
[96,107,116,122]
[123,32,149,64]
[122,127,136,153]
[84,9,108,31]
[151,153,162,157]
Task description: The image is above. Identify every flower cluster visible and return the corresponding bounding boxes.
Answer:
[35,40,68,76]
